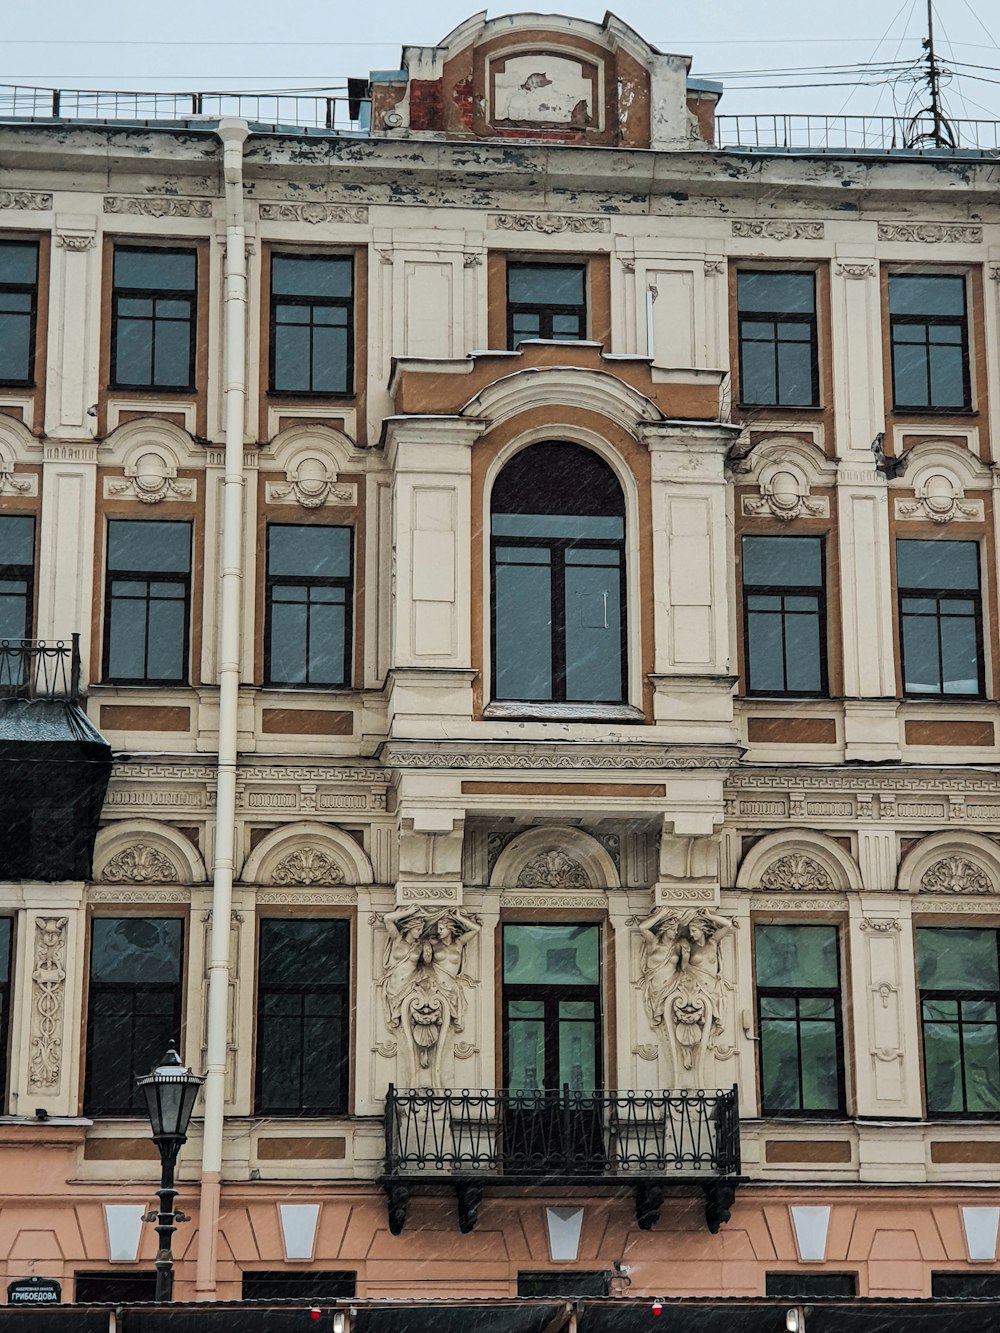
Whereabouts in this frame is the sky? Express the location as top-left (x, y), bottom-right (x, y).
top-left (1, 0), bottom-right (999, 123)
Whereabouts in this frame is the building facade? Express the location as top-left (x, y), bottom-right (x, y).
top-left (0, 8), bottom-right (1000, 1313)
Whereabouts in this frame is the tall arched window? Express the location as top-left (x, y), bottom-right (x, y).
top-left (491, 442), bottom-right (626, 704)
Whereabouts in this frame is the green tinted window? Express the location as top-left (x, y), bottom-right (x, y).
top-left (503, 924), bottom-right (599, 986)
top-left (755, 924), bottom-right (839, 989)
top-left (918, 928), bottom-right (999, 992)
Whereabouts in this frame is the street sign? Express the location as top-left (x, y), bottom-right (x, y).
top-left (7, 1276), bottom-right (61, 1305)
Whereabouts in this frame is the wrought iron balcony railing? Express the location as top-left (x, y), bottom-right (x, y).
top-left (382, 1084), bottom-right (742, 1236)
top-left (0, 636), bottom-right (82, 702)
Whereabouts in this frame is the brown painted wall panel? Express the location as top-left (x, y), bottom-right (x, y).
top-left (765, 1140), bottom-right (852, 1164)
top-left (99, 704), bottom-right (191, 731)
top-left (930, 1141), bottom-right (1000, 1163)
top-left (904, 719), bottom-right (995, 747)
top-left (747, 716), bottom-right (837, 745)
top-left (461, 781), bottom-right (666, 797)
top-left (84, 1137), bottom-right (159, 1161)
top-left (261, 708), bottom-right (354, 736)
top-left (256, 1137), bottom-right (347, 1161)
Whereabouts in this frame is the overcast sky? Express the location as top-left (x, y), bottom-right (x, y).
top-left (2, 0), bottom-right (998, 122)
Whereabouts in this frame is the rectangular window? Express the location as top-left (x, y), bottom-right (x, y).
top-left (255, 918), bottom-right (350, 1115)
top-left (889, 273), bottom-right (970, 410)
top-left (84, 917), bottom-right (184, 1116)
top-left (518, 1273), bottom-right (611, 1298)
top-left (765, 1274), bottom-right (857, 1299)
top-left (0, 241), bottom-right (39, 386)
top-left (932, 1273), bottom-right (1000, 1298)
top-left (111, 246), bottom-right (197, 391)
top-left (507, 263), bottom-right (586, 349)
top-left (76, 1273), bottom-right (157, 1304)
top-left (0, 918), bottom-right (11, 1108)
top-left (737, 270), bottom-right (818, 407)
top-left (242, 1272), bottom-right (357, 1301)
top-left (917, 927), bottom-right (1000, 1116)
top-left (270, 253), bottom-right (353, 395)
top-left (103, 519), bottom-right (192, 685)
top-left (755, 924), bottom-right (843, 1115)
top-left (742, 535), bottom-right (826, 696)
top-left (265, 524), bottom-right (353, 688)
top-left (896, 538), bottom-right (982, 697)
top-left (0, 514), bottom-right (35, 643)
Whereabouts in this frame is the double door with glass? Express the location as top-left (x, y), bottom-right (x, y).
top-left (501, 923), bottom-right (604, 1173)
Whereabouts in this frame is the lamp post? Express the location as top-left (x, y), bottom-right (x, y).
top-left (135, 1047), bottom-right (205, 1303)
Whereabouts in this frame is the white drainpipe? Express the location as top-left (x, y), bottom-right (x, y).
top-left (195, 116), bottom-right (250, 1297)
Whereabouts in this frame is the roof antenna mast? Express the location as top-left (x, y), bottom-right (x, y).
top-left (909, 0), bottom-right (957, 147)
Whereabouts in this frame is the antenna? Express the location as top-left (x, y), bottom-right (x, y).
top-left (906, 0), bottom-right (957, 147)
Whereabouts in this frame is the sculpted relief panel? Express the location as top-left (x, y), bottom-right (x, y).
top-left (490, 53), bottom-right (600, 129)
top-left (636, 908), bottom-right (738, 1086)
top-left (378, 908), bottom-right (481, 1087)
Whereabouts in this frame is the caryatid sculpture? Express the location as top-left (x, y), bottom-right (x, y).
top-left (637, 907), bottom-right (737, 1084)
top-left (378, 907), bottom-right (481, 1085)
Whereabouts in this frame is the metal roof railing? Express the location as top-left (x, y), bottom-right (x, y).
top-left (715, 112), bottom-right (1000, 154)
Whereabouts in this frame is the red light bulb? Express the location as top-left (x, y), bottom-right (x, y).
top-left (651, 1300), bottom-right (663, 1317)
top-left (310, 1310), bottom-right (321, 1323)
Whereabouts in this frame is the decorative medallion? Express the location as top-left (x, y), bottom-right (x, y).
top-left (271, 848), bottom-right (345, 886)
top-left (103, 845), bottom-right (178, 884)
top-left (919, 855), bottom-right (992, 895)
top-left (516, 849), bottom-right (588, 889)
top-left (758, 853), bottom-right (834, 893)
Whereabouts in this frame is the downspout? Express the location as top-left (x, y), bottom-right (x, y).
top-left (196, 116), bottom-right (250, 1298)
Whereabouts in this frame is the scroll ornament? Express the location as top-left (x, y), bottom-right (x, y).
top-left (28, 917), bottom-right (68, 1091)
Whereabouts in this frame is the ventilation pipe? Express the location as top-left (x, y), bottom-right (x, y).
top-left (195, 116), bottom-right (250, 1298)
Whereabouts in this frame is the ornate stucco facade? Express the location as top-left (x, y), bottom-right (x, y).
top-left (1, 9), bottom-right (1000, 1314)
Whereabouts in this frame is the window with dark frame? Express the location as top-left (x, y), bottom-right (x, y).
top-left (518, 1272), bottom-right (611, 1298)
top-left (255, 918), bottom-right (351, 1116)
top-left (242, 1272), bottom-right (357, 1301)
top-left (75, 1272), bottom-right (158, 1304)
top-left (0, 240), bottom-right (39, 387)
top-left (765, 1274), bottom-right (857, 1299)
top-left (0, 918), bottom-right (11, 1110)
top-left (742, 535), bottom-right (826, 696)
top-left (0, 514), bottom-right (35, 643)
top-left (917, 927), bottom-right (1000, 1117)
top-left (269, 253), bottom-right (353, 396)
top-left (896, 538), bottom-right (983, 697)
top-left (103, 519), bottom-right (192, 685)
top-left (491, 442), bottom-right (626, 705)
top-left (932, 1273), bottom-right (1000, 1298)
top-left (889, 273), bottom-right (970, 411)
top-left (507, 262), bottom-right (587, 349)
top-left (737, 270), bottom-right (818, 408)
top-left (110, 246), bottom-right (197, 391)
top-left (755, 923), bottom-right (844, 1116)
top-left (265, 524), bottom-right (353, 688)
top-left (84, 917), bottom-right (184, 1117)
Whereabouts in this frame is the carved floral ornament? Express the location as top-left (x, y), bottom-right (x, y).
top-left (896, 470), bottom-right (980, 524)
top-left (919, 855), bottom-right (993, 895)
top-left (742, 468), bottom-right (826, 522)
top-left (266, 456), bottom-right (355, 509)
top-left (758, 853), bottom-right (834, 893)
top-left (516, 849), bottom-right (589, 889)
top-left (103, 844), bottom-right (179, 884)
top-left (106, 451), bottom-right (193, 505)
top-left (271, 847), bottom-right (345, 886)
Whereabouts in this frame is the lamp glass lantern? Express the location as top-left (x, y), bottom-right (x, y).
top-left (137, 1048), bottom-right (205, 1143)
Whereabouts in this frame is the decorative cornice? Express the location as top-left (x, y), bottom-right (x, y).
top-left (379, 741), bottom-right (740, 771)
top-left (104, 196), bottom-right (212, 218)
top-left (0, 190), bottom-right (52, 211)
top-left (877, 222), bottom-right (982, 244)
top-left (500, 891), bottom-right (609, 908)
top-left (257, 888), bottom-right (357, 905)
top-left (259, 202), bottom-right (368, 225)
top-left (88, 886), bottom-right (191, 904)
top-left (490, 213), bottom-right (610, 234)
top-left (732, 220), bottom-right (824, 241)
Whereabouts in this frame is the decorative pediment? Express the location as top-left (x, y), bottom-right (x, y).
top-left (758, 853), bottom-right (834, 893)
top-left (920, 855), bottom-right (992, 896)
top-left (92, 820), bottom-right (207, 886)
top-left (490, 826), bottom-right (619, 891)
top-left (898, 831), bottom-right (1000, 897)
top-left (735, 830), bottom-right (859, 893)
top-left (240, 821), bottom-right (374, 887)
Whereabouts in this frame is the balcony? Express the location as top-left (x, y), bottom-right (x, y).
top-left (0, 635), bottom-right (111, 881)
top-left (381, 1085), bottom-right (742, 1235)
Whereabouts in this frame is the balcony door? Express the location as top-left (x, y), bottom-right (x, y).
top-left (501, 923), bottom-right (604, 1173)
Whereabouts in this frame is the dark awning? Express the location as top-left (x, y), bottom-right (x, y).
top-left (577, 1298), bottom-right (1000, 1333)
top-left (0, 1313), bottom-right (108, 1332)
top-left (0, 699), bottom-right (111, 880)
top-left (352, 1303), bottom-right (563, 1333)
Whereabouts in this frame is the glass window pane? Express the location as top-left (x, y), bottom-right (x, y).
top-left (494, 556), bottom-right (552, 700)
top-left (90, 918), bottom-right (182, 983)
top-left (747, 607), bottom-right (786, 693)
top-left (755, 925), bottom-right (839, 988)
top-left (0, 242), bottom-right (38, 285)
top-left (901, 606), bottom-right (941, 693)
top-left (782, 603), bottom-right (822, 693)
top-left (0, 312), bottom-right (32, 381)
top-left (923, 1018), bottom-right (964, 1113)
top-left (106, 593), bottom-right (147, 680)
top-left (0, 918), bottom-right (10, 979)
top-left (493, 513), bottom-right (623, 540)
top-left (963, 1020), bottom-right (1000, 1114)
top-left (896, 539), bottom-right (979, 591)
top-left (776, 339), bottom-right (814, 405)
top-left (145, 596), bottom-right (186, 680)
top-left (564, 556), bottom-right (623, 703)
top-left (507, 1018), bottom-right (544, 1093)
top-left (152, 315), bottom-right (192, 387)
top-left (743, 536), bottom-right (823, 588)
top-left (269, 601), bottom-right (308, 683)
top-left (559, 1020), bottom-right (597, 1091)
top-left (918, 929), bottom-right (999, 991)
top-left (271, 255), bottom-right (352, 300)
top-left (0, 515), bottom-right (34, 567)
top-left (799, 1020), bottom-right (840, 1109)
top-left (492, 443), bottom-right (625, 520)
top-left (274, 323), bottom-right (311, 391)
top-left (939, 608), bottom-right (979, 694)
top-left (108, 521), bottom-right (192, 574)
top-left (311, 324), bottom-right (349, 393)
top-left (503, 925), bottom-right (599, 986)
top-left (738, 271), bottom-right (815, 315)
top-left (551, 314), bottom-right (582, 338)
top-left (268, 525), bottom-right (351, 579)
top-left (508, 265), bottom-right (585, 306)
top-left (740, 337), bottom-right (776, 405)
top-left (760, 1018), bottom-right (801, 1109)
top-left (892, 338), bottom-right (929, 406)
top-left (260, 918), bottom-right (349, 986)
top-left (114, 317), bottom-right (153, 386)
top-left (890, 274), bottom-right (965, 316)
top-left (115, 248), bottom-right (196, 292)
top-left (929, 343), bottom-right (966, 408)
top-left (307, 599), bottom-right (346, 685)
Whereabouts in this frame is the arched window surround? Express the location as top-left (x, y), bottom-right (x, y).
top-left (480, 426), bottom-right (643, 717)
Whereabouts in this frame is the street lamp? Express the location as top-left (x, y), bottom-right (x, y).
top-left (135, 1047), bottom-right (205, 1303)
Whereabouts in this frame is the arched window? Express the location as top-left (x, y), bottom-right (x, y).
top-left (491, 442), bottom-right (626, 704)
